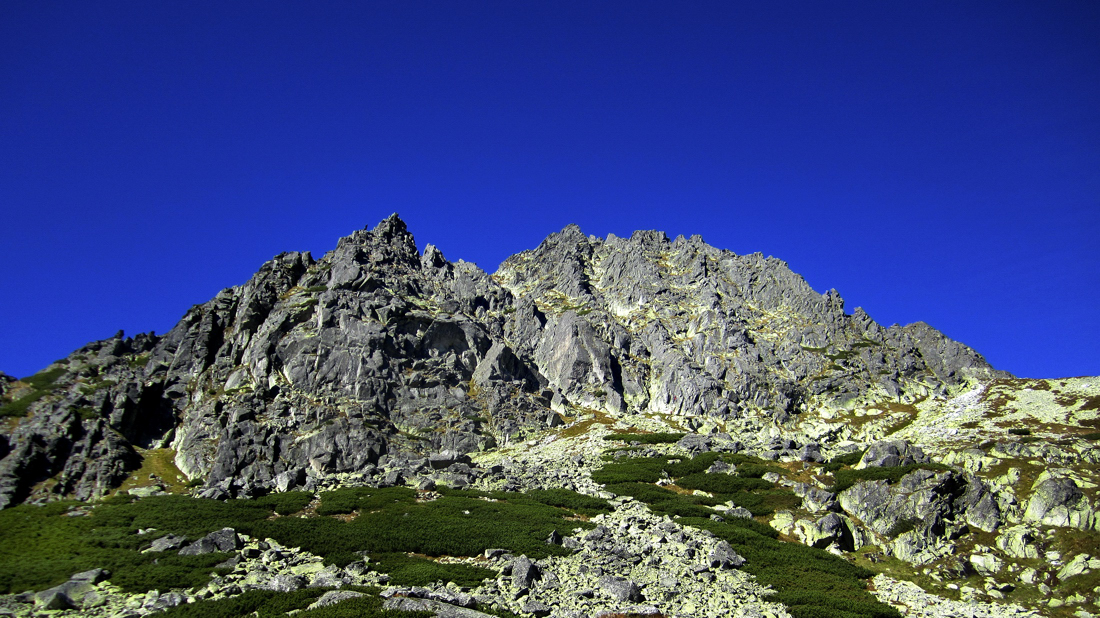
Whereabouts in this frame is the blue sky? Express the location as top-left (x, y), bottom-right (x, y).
top-left (1, 2), bottom-right (1098, 379)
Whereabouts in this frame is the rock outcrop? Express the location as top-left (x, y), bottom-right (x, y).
top-left (0, 215), bottom-right (1003, 507)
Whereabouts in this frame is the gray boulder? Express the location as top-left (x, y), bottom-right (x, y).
top-left (1023, 475), bottom-right (1097, 530)
top-left (383, 597), bottom-right (498, 618)
top-left (598, 575), bottom-right (644, 602)
top-left (511, 555), bottom-right (541, 588)
top-left (857, 440), bottom-right (930, 469)
top-left (179, 527), bottom-right (241, 555)
top-left (707, 540), bottom-right (746, 568)
top-left (147, 533), bottom-right (187, 552)
top-left (307, 590), bottom-right (365, 609)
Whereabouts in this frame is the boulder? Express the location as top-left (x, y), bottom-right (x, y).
top-left (147, 533), bottom-right (187, 552)
top-left (511, 555), bottom-right (541, 589)
top-left (995, 525), bottom-right (1041, 560)
top-left (598, 575), bottom-right (644, 602)
top-left (179, 528), bottom-right (241, 555)
top-left (1023, 475), bottom-right (1097, 530)
top-left (307, 590), bottom-right (364, 609)
top-left (856, 440), bottom-right (929, 469)
top-left (707, 540), bottom-right (745, 568)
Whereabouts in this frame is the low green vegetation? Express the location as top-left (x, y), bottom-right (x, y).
top-left (0, 486), bottom-right (607, 595)
top-left (822, 450), bottom-right (865, 473)
top-left (159, 586), bottom-right (438, 618)
top-left (602, 432), bottom-right (686, 444)
top-left (0, 390), bottom-right (48, 418)
top-left (21, 368), bottom-right (67, 390)
top-left (680, 517), bottom-right (898, 618)
top-left (1, 367), bottom-right (68, 418)
top-left (594, 449), bottom-right (897, 618)
top-left (593, 452), bottom-right (799, 517)
top-left (829, 463), bottom-right (949, 494)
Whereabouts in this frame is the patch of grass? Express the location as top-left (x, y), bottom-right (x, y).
top-left (367, 553), bottom-right (492, 587)
top-left (822, 450), bottom-right (865, 473)
top-left (679, 517), bottom-right (898, 618)
top-left (0, 389), bottom-right (48, 418)
top-left (829, 463), bottom-right (949, 494)
top-left (160, 588), bottom-right (332, 618)
top-left (114, 449), bottom-right (192, 495)
top-left (595, 453), bottom-right (798, 517)
top-left (0, 487), bottom-right (604, 595)
top-left (21, 368), bottom-right (66, 390)
top-left (603, 432), bottom-right (686, 444)
top-left (0, 367), bottom-right (69, 418)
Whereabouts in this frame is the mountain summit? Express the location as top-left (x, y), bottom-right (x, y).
top-left (0, 215), bottom-right (1000, 507)
top-left (2, 216), bottom-right (1096, 618)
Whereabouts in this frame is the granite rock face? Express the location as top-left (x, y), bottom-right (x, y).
top-left (0, 215), bottom-right (1002, 507)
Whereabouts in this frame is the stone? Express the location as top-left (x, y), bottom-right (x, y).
top-left (264, 573), bottom-right (305, 592)
top-left (857, 440), bottom-right (930, 469)
top-left (511, 555), bottom-right (541, 589)
top-left (179, 528), bottom-right (241, 555)
top-left (707, 541), bottom-right (746, 568)
top-left (1024, 475), bottom-right (1097, 530)
top-left (522, 600), bottom-right (552, 617)
top-left (147, 534), bottom-right (188, 552)
top-left (307, 590), bottom-right (364, 609)
top-left (995, 525), bottom-right (1041, 560)
top-left (969, 553), bottom-right (1004, 576)
top-left (383, 596), bottom-right (498, 618)
top-left (598, 575), bottom-right (643, 602)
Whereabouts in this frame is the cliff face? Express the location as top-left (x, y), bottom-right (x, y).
top-left (0, 215), bottom-right (1001, 507)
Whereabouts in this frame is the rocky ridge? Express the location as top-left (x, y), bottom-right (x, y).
top-left (1, 215), bottom-right (1096, 618)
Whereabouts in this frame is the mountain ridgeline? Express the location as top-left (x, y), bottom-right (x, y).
top-left (0, 215), bottom-right (1001, 508)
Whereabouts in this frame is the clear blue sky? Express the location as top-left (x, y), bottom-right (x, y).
top-left (1, 2), bottom-right (1098, 379)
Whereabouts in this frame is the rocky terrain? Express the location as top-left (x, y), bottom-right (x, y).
top-left (0, 215), bottom-right (1096, 618)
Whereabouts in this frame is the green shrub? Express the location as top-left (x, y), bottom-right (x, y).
top-left (678, 518), bottom-right (897, 618)
top-left (256, 491), bottom-right (314, 516)
top-left (367, 553), bottom-right (492, 587)
top-left (1, 487), bottom-right (605, 595)
top-left (160, 588), bottom-right (332, 618)
top-left (511, 488), bottom-right (611, 515)
top-left (21, 368), bottom-right (66, 390)
top-left (735, 463), bottom-right (785, 479)
top-left (602, 432), bottom-right (685, 444)
top-left (0, 390), bottom-right (48, 418)
top-left (822, 450), bottom-right (865, 473)
top-left (676, 472), bottom-right (771, 494)
top-left (316, 487), bottom-right (416, 516)
top-left (829, 464), bottom-right (948, 493)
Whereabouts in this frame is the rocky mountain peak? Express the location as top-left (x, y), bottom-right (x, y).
top-left (0, 216), bottom-right (1005, 509)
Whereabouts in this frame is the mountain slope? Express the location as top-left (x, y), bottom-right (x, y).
top-left (3, 215), bottom-right (1096, 617)
top-left (0, 215), bottom-right (1000, 508)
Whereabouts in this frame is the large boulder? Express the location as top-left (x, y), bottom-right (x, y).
top-left (856, 440), bottom-right (930, 469)
top-left (1023, 474), bottom-right (1097, 530)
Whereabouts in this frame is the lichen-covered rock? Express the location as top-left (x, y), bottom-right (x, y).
top-left (1023, 474), bottom-right (1097, 530)
top-left (856, 440), bottom-right (930, 469)
top-left (0, 215), bottom-right (1005, 508)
